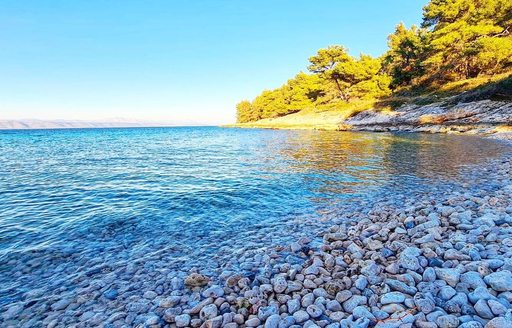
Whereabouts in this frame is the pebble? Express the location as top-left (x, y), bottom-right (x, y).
top-left (484, 270), bottom-right (512, 291)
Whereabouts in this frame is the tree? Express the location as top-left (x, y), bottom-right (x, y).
top-left (422, 0), bottom-right (512, 79)
top-left (236, 100), bottom-right (254, 123)
top-left (308, 46), bottom-right (353, 101)
top-left (384, 23), bottom-right (428, 88)
top-left (309, 48), bottom-right (390, 101)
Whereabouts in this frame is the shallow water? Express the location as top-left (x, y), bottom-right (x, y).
top-left (0, 127), bottom-right (510, 306)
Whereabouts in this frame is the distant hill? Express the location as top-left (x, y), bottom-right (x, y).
top-left (0, 119), bottom-right (194, 130)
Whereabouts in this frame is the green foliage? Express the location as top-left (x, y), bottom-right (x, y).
top-left (307, 48), bottom-right (390, 102)
top-left (422, 0), bottom-right (512, 79)
top-left (384, 23), bottom-right (429, 88)
top-left (236, 100), bottom-right (256, 123)
top-left (236, 0), bottom-right (512, 123)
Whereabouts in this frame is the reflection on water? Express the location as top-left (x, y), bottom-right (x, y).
top-left (0, 127), bottom-right (510, 304)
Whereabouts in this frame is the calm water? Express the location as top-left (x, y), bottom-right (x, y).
top-left (0, 127), bottom-right (510, 304)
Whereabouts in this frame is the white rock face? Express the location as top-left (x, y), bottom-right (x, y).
top-left (344, 100), bottom-right (512, 138)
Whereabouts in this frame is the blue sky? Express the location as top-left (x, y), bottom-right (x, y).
top-left (0, 0), bottom-right (426, 124)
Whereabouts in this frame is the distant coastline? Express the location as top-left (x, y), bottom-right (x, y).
top-left (0, 119), bottom-right (209, 130)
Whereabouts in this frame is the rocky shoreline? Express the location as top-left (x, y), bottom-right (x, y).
top-left (343, 100), bottom-right (512, 140)
top-left (3, 147), bottom-right (512, 327)
top-left (230, 100), bottom-right (512, 141)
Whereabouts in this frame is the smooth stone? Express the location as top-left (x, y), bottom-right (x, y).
top-left (435, 268), bottom-right (460, 287)
top-left (486, 316), bottom-right (512, 328)
top-left (436, 314), bottom-right (459, 328)
top-left (292, 310), bottom-right (309, 323)
top-left (306, 305), bottom-right (322, 318)
top-left (488, 299), bottom-right (507, 316)
top-left (287, 299), bottom-right (300, 314)
top-left (202, 285), bottom-right (225, 298)
top-left (484, 270), bottom-right (512, 291)
top-left (380, 292), bottom-right (406, 305)
top-left (265, 314), bottom-right (281, 328)
top-left (50, 298), bottom-right (73, 311)
top-left (273, 276), bottom-right (288, 293)
top-left (343, 295), bottom-right (367, 312)
top-left (103, 289), bottom-right (118, 300)
top-left (258, 305), bottom-right (279, 321)
top-left (352, 306), bottom-right (376, 321)
top-left (474, 299), bottom-right (494, 319)
top-left (246, 318), bottom-right (261, 327)
top-left (200, 304), bottom-right (218, 320)
top-left (175, 314), bottom-right (191, 327)
top-left (326, 300), bottom-right (342, 312)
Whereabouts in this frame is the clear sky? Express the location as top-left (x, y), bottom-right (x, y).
top-left (0, 0), bottom-right (426, 124)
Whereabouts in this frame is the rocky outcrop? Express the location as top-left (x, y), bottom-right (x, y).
top-left (343, 100), bottom-right (512, 139)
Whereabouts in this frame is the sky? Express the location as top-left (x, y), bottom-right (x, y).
top-left (0, 0), bottom-right (426, 125)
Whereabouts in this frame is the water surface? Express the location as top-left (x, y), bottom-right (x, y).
top-left (0, 127), bottom-right (510, 305)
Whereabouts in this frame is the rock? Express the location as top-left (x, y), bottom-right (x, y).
top-left (258, 305), bottom-right (279, 321)
top-left (163, 307), bottom-right (182, 323)
top-left (50, 298), bottom-right (73, 311)
top-left (103, 289), bottom-right (118, 300)
top-left (290, 242), bottom-right (302, 253)
top-left (423, 267), bottom-right (436, 282)
top-left (325, 279), bottom-right (344, 295)
top-left (438, 286), bottom-right (457, 300)
top-left (414, 295), bottom-right (436, 314)
top-left (189, 297), bottom-right (213, 314)
top-left (200, 304), bottom-right (218, 320)
top-left (468, 287), bottom-right (496, 304)
top-left (306, 305), bottom-right (322, 318)
top-left (185, 273), bottom-right (210, 287)
top-left (484, 270), bottom-right (512, 291)
top-left (436, 314), bottom-right (459, 328)
top-left (367, 240), bottom-right (383, 250)
top-left (487, 299), bottom-right (507, 316)
top-left (145, 314), bottom-right (160, 325)
top-left (246, 317), bottom-right (261, 327)
top-left (287, 299), bottom-right (301, 314)
top-left (474, 299), bottom-right (494, 319)
top-left (175, 314), bottom-right (191, 327)
top-left (435, 268), bottom-right (460, 287)
top-left (460, 272), bottom-right (486, 289)
top-left (204, 315), bottom-right (223, 328)
top-left (265, 314), bottom-right (281, 328)
top-left (460, 322), bottom-right (483, 328)
top-left (381, 303), bottom-right (405, 314)
top-left (273, 276), bottom-right (287, 293)
top-left (444, 249), bottom-right (470, 261)
top-left (380, 292), bottom-right (406, 304)
top-left (385, 279), bottom-right (417, 295)
top-left (293, 310), bottom-right (309, 323)
top-left (202, 285), bottom-right (224, 298)
top-left (336, 290), bottom-right (353, 303)
top-left (352, 306), bottom-right (376, 321)
top-left (159, 296), bottom-right (181, 308)
top-left (191, 318), bottom-right (203, 328)
top-left (355, 276), bottom-right (368, 290)
top-left (326, 300), bottom-right (342, 312)
top-left (486, 316), bottom-right (512, 328)
top-left (343, 295), bottom-right (367, 312)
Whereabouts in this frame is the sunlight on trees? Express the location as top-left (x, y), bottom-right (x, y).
top-left (236, 0), bottom-right (512, 123)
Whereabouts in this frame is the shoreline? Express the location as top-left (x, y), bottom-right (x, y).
top-left (3, 143), bottom-right (512, 327)
top-left (228, 100), bottom-right (512, 141)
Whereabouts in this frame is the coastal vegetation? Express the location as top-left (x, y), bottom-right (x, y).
top-left (236, 0), bottom-right (512, 123)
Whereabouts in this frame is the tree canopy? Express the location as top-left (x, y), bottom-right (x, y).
top-left (236, 0), bottom-right (512, 123)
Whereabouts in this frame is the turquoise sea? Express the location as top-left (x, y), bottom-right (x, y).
top-left (0, 127), bottom-right (510, 307)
